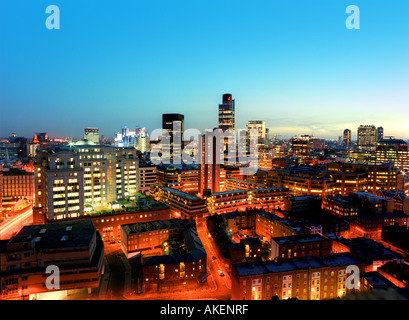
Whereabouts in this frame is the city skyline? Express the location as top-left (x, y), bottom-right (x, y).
top-left (1, 0), bottom-right (409, 140)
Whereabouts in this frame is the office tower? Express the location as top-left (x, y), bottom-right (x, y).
top-left (247, 121), bottom-right (266, 148)
top-left (84, 127), bottom-right (100, 144)
top-left (34, 142), bottom-right (139, 221)
top-left (377, 127), bottom-right (384, 142)
top-left (34, 149), bottom-right (85, 220)
top-left (199, 133), bottom-right (221, 196)
top-left (265, 128), bottom-right (270, 146)
top-left (136, 126), bottom-right (149, 153)
top-left (291, 135), bottom-right (313, 157)
top-left (357, 125), bottom-right (377, 150)
top-left (343, 129), bottom-right (351, 148)
top-left (218, 93), bottom-right (235, 132)
top-left (374, 138), bottom-right (409, 171)
top-left (162, 113), bottom-right (184, 163)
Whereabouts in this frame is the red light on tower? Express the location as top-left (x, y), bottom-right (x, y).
top-left (227, 96), bottom-right (231, 101)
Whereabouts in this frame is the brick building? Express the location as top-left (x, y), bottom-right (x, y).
top-left (231, 253), bottom-right (364, 300)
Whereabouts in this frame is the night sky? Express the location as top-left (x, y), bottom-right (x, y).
top-left (1, 0), bottom-right (408, 140)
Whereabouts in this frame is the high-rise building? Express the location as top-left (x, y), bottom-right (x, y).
top-left (218, 93), bottom-right (235, 132)
top-left (162, 113), bottom-right (184, 163)
top-left (358, 125), bottom-right (377, 150)
top-left (343, 129), bottom-right (351, 148)
top-left (377, 127), bottom-right (384, 142)
top-left (374, 138), bottom-right (409, 171)
top-left (247, 121), bottom-right (267, 148)
top-left (199, 133), bottom-right (221, 196)
top-left (115, 126), bottom-right (149, 153)
top-left (135, 126), bottom-right (149, 153)
top-left (84, 127), bottom-right (100, 144)
top-left (34, 141), bottom-right (139, 221)
top-left (2, 168), bottom-right (35, 201)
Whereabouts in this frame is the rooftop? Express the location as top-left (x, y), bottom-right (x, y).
top-left (121, 218), bottom-right (189, 235)
top-left (161, 186), bottom-right (201, 201)
top-left (1, 219), bottom-right (96, 251)
top-left (233, 253), bottom-right (361, 277)
top-left (271, 234), bottom-right (327, 245)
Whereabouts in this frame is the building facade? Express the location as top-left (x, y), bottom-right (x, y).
top-left (84, 127), bottom-right (99, 144)
top-left (0, 219), bottom-right (104, 300)
top-left (231, 253), bottom-right (364, 300)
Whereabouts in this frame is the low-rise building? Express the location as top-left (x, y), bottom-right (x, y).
top-left (0, 219), bottom-right (104, 300)
top-left (255, 211), bottom-right (310, 241)
top-left (120, 218), bottom-right (189, 258)
top-left (231, 253), bottom-right (364, 300)
top-left (150, 184), bottom-right (207, 219)
top-left (141, 226), bottom-right (207, 292)
top-left (206, 187), bottom-right (290, 215)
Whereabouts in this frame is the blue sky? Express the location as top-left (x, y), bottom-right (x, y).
top-left (1, 0), bottom-right (408, 140)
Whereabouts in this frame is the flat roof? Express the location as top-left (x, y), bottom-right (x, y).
top-left (272, 234), bottom-right (326, 245)
top-left (4, 219), bottom-right (95, 250)
top-left (122, 218), bottom-right (189, 235)
top-left (161, 186), bottom-right (201, 200)
top-left (233, 253), bottom-right (361, 277)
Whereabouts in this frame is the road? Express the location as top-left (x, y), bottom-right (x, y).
top-left (0, 207), bottom-right (33, 240)
top-left (196, 217), bottom-right (232, 291)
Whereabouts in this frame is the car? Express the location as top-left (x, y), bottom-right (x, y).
top-left (218, 270), bottom-right (224, 277)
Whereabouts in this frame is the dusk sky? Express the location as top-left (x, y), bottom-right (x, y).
top-left (1, 0), bottom-right (408, 140)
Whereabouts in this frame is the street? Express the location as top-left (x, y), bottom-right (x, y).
top-left (0, 206), bottom-right (33, 240)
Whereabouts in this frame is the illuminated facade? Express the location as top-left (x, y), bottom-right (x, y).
top-left (157, 165), bottom-right (199, 194)
top-left (322, 195), bottom-right (358, 219)
top-left (270, 234), bottom-right (333, 260)
top-left (218, 93), bottom-right (235, 132)
top-left (366, 164), bottom-right (401, 194)
top-left (115, 126), bottom-right (149, 153)
top-left (199, 134), bottom-right (221, 195)
top-left (120, 218), bottom-right (189, 257)
top-left (2, 168), bottom-right (35, 201)
top-left (84, 127), bottom-right (99, 144)
top-left (255, 211), bottom-right (309, 240)
top-left (206, 188), bottom-right (290, 215)
top-left (258, 147), bottom-right (275, 170)
top-left (150, 184), bottom-right (207, 219)
top-left (267, 169), bottom-right (335, 199)
top-left (343, 129), bottom-right (351, 148)
top-left (162, 114), bottom-right (184, 162)
top-left (374, 138), bottom-right (409, 171)
top-left (34, 150), bottom-right (84, 220)
top-left (357, 125), bottom-right (377, 150)
top-left (225, 178), bottom-right (266, 191)
top-left (34, 143), bottom-right (139, 220)
top-left (247, 121), bottom-right (267, 148)
top-left (330, 171), bottom-right (367, 196)
top-left (231, 253), bottom-right (364, 300)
